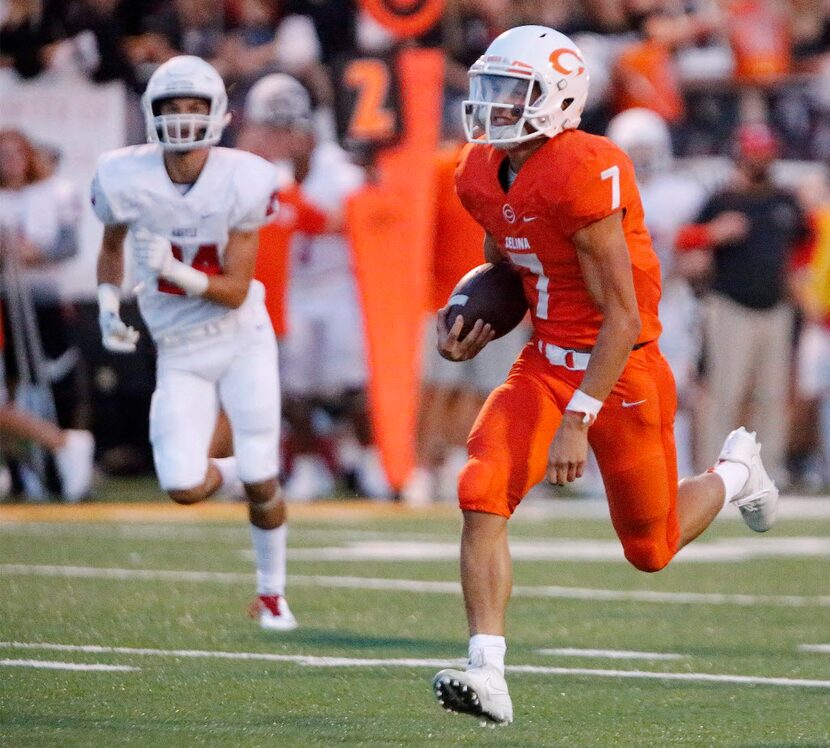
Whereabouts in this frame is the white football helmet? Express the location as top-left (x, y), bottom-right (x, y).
top-left (244, 74), bottom-right (313, 131)
top-left (141, 55), bottom-right (230, 151)
top-left (463, 25), bottom-right (590, 147)
top-left (606, 108), bottom-right (673, 179)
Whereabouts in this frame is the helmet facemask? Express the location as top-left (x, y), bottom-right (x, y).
top-left (464, 74), bottom-right (547, 146)
top-left (147, 95), bottom-right (230, 151)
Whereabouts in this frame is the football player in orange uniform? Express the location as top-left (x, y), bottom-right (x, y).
top-left (431, 25), bottom-right (780, 726)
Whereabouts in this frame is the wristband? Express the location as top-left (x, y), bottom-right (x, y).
top-left (565, 388), bottom-right (603, 425)
top-left (97, 283), bottom-right (121, 315)
top-left (162, 260), bottom-right (209, 297)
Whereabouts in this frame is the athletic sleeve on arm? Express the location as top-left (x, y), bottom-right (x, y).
top-left (90, 169), bottom-right (119, 225)
top-left (556, 146), bottom-right (638, 237)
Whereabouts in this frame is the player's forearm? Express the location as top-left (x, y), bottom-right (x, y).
top-left (578, 309), bottom-right (641, 401)
top-left (97, 246), bottom-right (124, 287)
top-left (201, 275), bottom-right (250, 309)
top-left (97, 225), bottom-right (128, 287)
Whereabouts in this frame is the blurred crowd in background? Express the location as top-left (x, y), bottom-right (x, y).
top-left (2, 0), bottom-right (830, 504)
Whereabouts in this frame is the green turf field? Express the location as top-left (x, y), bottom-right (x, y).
top-left (1, 496), bottom-right (829, 747)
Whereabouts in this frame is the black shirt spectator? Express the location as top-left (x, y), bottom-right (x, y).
top-left (696, 187), bottom-right (807, 309)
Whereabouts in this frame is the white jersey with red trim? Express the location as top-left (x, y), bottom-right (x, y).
top-left (91, 144), bottom-right (279, 340)
top-left (638, 170), bottom-right (706, 276)
top-left (290, 141), bottom-right (364, 289)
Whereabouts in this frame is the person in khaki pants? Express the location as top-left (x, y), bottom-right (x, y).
top-left (676, 123), bottom-right (811, 485)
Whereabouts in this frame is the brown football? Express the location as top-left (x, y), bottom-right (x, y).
top-left (445, 261), bottom-right (528, 341)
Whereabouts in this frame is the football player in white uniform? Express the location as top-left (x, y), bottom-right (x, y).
top-left (607, 108), bottom-right (708, 477)
top-left (239, 73), bottom-right (391, 500)
top-left (92, 55), bottom-right (296, 631)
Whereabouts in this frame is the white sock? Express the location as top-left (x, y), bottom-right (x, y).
top-left (468, 634), bottom-right (506, 674)
top-left (713, 461), bottom-right (750, 504)
top-left (211, 457), bottom-right (239, 493)
top-left (250, 523), bottom-right (287, 596)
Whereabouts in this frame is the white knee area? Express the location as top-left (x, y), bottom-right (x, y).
top-left (235, 428), bottom-right (279, 485)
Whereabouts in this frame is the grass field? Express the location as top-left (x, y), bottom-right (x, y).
top-left (1, 492), bottom-right (829, 747)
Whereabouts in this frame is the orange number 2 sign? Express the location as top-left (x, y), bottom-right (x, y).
top-left (344, 58), bottom-right (397, 143)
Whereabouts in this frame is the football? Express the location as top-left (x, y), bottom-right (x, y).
top-left (445, 261), bottom-right (528, 341)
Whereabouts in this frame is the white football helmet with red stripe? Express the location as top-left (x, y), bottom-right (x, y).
top-left (142, 55), bottom-right (231, 151)
top-left (463, 25), bottom-right (590, 147)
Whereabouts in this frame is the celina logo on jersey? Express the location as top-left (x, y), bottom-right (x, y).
top-left (505, 236), bottom-right (531, 250)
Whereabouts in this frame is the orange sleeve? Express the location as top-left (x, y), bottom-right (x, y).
top-left (555, 144), bottom-right (637, 237)
top-left (278, 184), bottom-right (328, 235)
top-left (254, 221), bottom-right (292, 337)
top-left (675, 224), bottom-right (713, 251)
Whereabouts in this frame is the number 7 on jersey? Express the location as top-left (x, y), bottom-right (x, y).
top-left (601, 165), bottom-right (620, 210)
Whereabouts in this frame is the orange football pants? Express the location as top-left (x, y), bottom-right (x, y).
top-left (459, 341), bottom-right (680, 572)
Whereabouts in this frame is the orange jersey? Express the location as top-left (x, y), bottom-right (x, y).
top-left (431, 143), bottom-right (486, 311)
top-left (455, 130), bottom-right (662, 350)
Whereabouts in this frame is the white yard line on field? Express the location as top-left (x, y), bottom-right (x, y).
top-left (2, 563), bottom-right (829, 607)
top-left (537, 648), bottom-right (686, 660)
top-left (281, 536), bottom-right (830, 562)
top-left (799, 645), bottom-right (830, 653)
top-left (0, 642), bottom-right (458, 669)
top-left (0, 658), bottom-right (138, 672)
top-left (0, 642), bottom-right (828, 689)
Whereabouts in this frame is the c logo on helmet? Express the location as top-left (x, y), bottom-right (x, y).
top-left (549, 48), bottom-right (585, 76)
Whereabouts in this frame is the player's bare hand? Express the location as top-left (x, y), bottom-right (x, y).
top-left (675, 248), bottom-right (712, 281)
top-left (546, 412), bottom-right (589, 485)
top-left (436, 307), bottom-right (494, 361)
top-left (707, 211), bottom-right (749, 245)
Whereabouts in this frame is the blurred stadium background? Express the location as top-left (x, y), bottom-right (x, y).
top-left (2, 0), bottom-right (830, 503)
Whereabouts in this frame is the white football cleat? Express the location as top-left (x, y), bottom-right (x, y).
top-left (250, 594), bottom-right (298, 631)
top-left (55, 430), bottom-right (95, 503)
top-left (283, 455), bottom-right (334, 502)
top-left (401, 467), bottom-right (434, 507)
top-left (432, 667), bottom-right (513, 725)
top-left (717, 427), bottom-right (779, 532)
top-left (356, 447), bottom-right (393, 500)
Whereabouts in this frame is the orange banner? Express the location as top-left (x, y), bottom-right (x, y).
top-left (348, 47), bottom-right (444, 490)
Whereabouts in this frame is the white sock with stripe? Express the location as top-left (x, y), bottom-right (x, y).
top-left (468, 634), bottom-right (506, 674)
top-left (712, 461), bottom-right (750, 504)
top-left (250, 523), bottom-right (287, 596)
